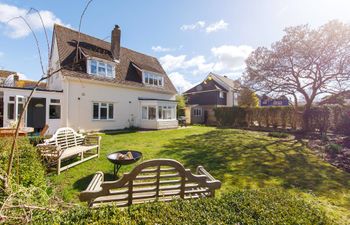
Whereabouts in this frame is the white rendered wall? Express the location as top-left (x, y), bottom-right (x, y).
top-left (65, 78), bottom-right (177, 132)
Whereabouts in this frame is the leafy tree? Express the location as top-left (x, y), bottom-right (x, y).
top-left (238, 87), bottom-right (259, 107)
top-left (244, 20), bottom-right (350, 131)
top-left (176, 95), bottom-right (187, 117)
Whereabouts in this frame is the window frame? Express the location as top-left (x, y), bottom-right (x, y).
top-left (49, 98), bottom-right (61, 119)
top-left (219, 91), bottom-right (224, 99)
top-left (142, 71), bottom-right (164, 87)
top-left (193, 108), bottom-right (202, 117)
top-left (92, 102), bottom-right (114, 121)
top-left (88, 58), bottom-right (115, 78)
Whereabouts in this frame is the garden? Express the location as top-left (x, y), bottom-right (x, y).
top-left (1, 126), bottom-right (350, 224)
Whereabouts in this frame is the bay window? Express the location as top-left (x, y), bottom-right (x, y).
top-left (142, 105), bottom-right (176, 120)
top-left (88, 59), bottom-right (115, 78)
top-left (158, 106), bottom-right (176, 120)
top-left (92, 102), bottom-right (114, 120)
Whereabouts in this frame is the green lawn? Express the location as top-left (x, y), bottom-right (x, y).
top-left (49, 126), bottom-right (350, 223)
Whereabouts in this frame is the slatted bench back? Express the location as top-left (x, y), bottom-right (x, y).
top-left (46, 127), bottom-right (84, 150)
top-left (81, 159), bottom-right (221, 207)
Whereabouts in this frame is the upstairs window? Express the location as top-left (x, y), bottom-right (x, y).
top-left (143, 71), bottom-right (164, 87)
top-left (88, 59), bottom-right (115, 78)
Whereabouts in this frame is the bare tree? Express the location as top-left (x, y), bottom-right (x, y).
top-left (3, 0), bottom-right (94, 190)
top-left (244, 20), bottom-right (350, 131)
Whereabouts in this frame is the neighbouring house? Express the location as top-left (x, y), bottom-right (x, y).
top-left (0, 24), bottom-right (178, 134)
top-left (183, 73), bottom-right (240, 125)
top-left (319, 91), bottom-right (350, 106)
top-left (259, 95), bottom-right (289, 107)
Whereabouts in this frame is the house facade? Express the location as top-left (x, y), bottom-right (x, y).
top-left (0, 24), bottom-right (178, 134)
top-left (183, 73), bottom-right (239, 124)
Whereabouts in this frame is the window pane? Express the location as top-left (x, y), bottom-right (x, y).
top-left (149, 74), bottom-right (154, 85)
top-left (145, 73), bottom-right (149, 84)
top-left (17, 103), bottom-right (24, 120)
top-left (100, 107), bottom-right (107, 119)
top-left (50, 99), bottom-right (60, 104)
top-left (148, 106), bottom-right (156, 120)
top-left (98, 62), bottom-right (106, 75)
top-left (93, 103), bottom-right (99, 119)
top-left (154, 77), bottom-right (158, 85)
top-left (142, 106), bottom-right (148, 119)
top-left (8, 103), bottom-right (14, 120)
top-left (158, 106), bottom-right (162, 119)
top-left (158, 77), bottom-right (162, 86)
top-left (9, 96), bottom-right (15, 101)
top-left (108, 104), bottom-right (114, 119)
top-left (107, 64), bottom-right (113, 77)
top-left (49, 105), bottom-right (61, 119)
top-left (91, 60), bottom-right (97, 74)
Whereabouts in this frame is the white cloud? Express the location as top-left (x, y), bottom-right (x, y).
top-left (160, 54), bottom-right (214, 75)
top-left (211, 45), bottom-right (254, 72)
top-left (180, 21), bottom-right (206, 31)
top-left (159, 54), bottom-right (187, 71)
top-left (206, 20), bottom-right (229, 33)
top-left (151, 46), bottom-right (174, 52)
top-left (0, 3), bottom-right (69, 38)
top-left (168, 72), bottom-right (193, 93)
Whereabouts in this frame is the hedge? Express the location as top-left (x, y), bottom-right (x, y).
top-left (0, 137), bottom-right (47, 188)
top-left (215, 105), bottom-right (349, 134)
top-left (32, 189), bottom-right (331, 225)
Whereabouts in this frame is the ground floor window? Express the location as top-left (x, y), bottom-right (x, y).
top-left (158, 105), bottom-right (176, 120)
top-left (7, 96), bottom-right (24, 120)
top-left (49, 99), bottom-right (61, 119)
top-left (193, 108), bottom-right (202, 117)
top-left (142, 104), bottom-right (176, 120)
top-left (93, 102), bottom-right (114, 120)
top-left (142, 106), bottom-right (156, 120)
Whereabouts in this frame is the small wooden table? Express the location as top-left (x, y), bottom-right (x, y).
top-left (107, 150), bottom-right (142, 176)
top-left (0, 128), bottom-right (30, 137)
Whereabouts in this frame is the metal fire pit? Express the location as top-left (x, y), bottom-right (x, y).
top-left (107, 150), bottom-right (142, 176)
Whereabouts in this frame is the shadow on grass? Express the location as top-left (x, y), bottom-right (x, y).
top-left (159, 129), bottom-right (350, 200)
top-left (73, 173), bottom-right (117, 192)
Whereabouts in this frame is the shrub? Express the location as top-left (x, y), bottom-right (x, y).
top-left (326, 143), bottom-right (342, 156)
top-left (336, 110), bottom-right (350, 136)
top-left (268, 132), bottom-right (290, 138)
top-left (0, 137), bottom-right (46, 189)
top-left (32, 189), bottom-right (330, 225)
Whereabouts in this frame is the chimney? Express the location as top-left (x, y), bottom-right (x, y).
top-left (111, 25), bottom-right (121, 61)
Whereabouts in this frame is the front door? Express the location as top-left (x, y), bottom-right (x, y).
top-left (27, 98), bottom-right (46, 132)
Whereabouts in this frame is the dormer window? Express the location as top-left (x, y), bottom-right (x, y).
top-left (143, 71), bottom-right (164, 87)
top-left (88, 59), bottom-right (115, 78)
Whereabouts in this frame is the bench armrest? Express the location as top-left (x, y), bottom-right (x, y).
top-left (196, 166), bottom-right (221, 189)
top-left (79, 171), bottom-right (104, 202)
top-left (84, 135), bottom-right (101, 146)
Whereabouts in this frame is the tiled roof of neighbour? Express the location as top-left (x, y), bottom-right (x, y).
top-left (209, 73), bottom-right (240, 90)
top-left (54, 24), bottom-right (177, 94)
top-left (184, 79), bottom-right (228, 94)
top-left (0, 70), bottom-right (16, 78)
top-left (15, 80), bottom-right (47, 89)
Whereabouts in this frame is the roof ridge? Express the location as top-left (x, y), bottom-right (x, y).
top-left (54, 23), bottom-right (111, 45)
top-left (54, 24), bottom-right (159, 61)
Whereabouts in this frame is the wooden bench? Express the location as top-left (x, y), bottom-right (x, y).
top-left (79, 159), bottom-right (221, 207)
top-left (37, 127), bottom-right (101, 174)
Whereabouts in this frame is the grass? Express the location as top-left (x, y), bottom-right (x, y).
top-left (49, 126), bottom-right (350, 224)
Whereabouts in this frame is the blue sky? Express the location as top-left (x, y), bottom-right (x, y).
top-left (1, 0), bottom-right (350, 92)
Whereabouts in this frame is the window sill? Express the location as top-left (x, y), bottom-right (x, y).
top-left (92, 119), bottom-right (115, 121)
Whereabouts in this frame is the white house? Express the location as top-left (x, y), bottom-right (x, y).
top-left (0, 24), bottom-right (178, 134)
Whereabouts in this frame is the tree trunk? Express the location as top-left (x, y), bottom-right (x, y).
top-left (302, 104), bottom-right (312, 133)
